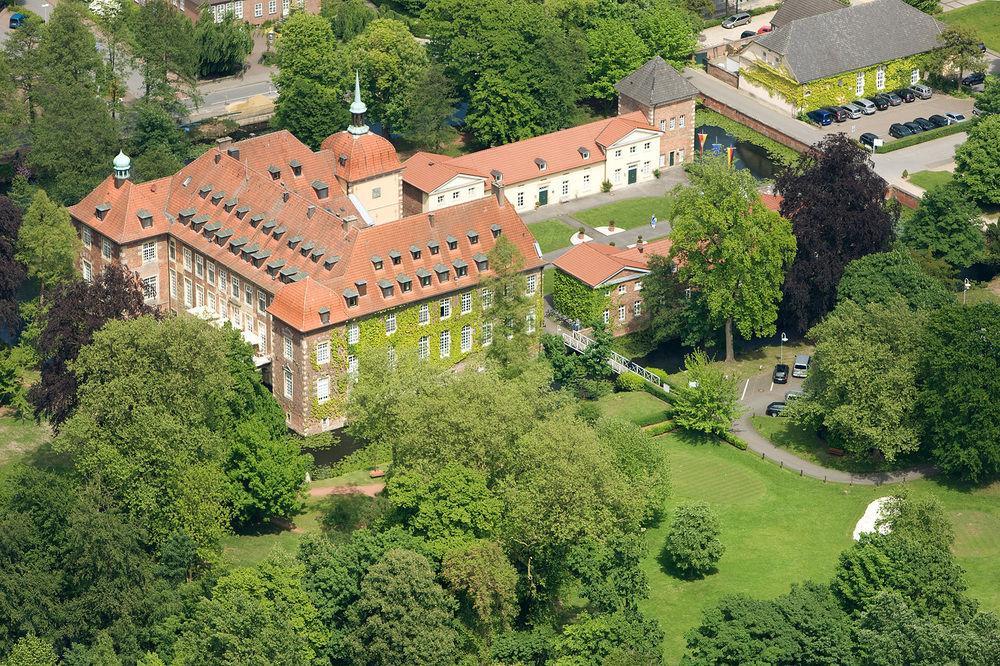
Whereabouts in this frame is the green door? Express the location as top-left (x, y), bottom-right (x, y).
top-left (538, 188), bottom-right (548, 205)
top-left (627, 167), bottom-right (637, 184)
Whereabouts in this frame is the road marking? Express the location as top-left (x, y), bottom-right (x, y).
top-left (741, 378), bottom-right (750, 401)
top-left (769, 381), bottom-right (774, 392)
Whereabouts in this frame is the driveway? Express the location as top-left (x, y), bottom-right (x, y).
top-left (815, 93), bottom-right (976, 144)
top-left (872, 131), bottom-right (967, 191)
top-left (700, 11), bottom-right (776, 49)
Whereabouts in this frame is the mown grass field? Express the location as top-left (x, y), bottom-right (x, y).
top-left (594, 390), bottom-right (671, 426)
top-left (527, 219), bottom-right (575, 254)
top-left (573, 196), bottom-right (674, 231)
top-left (0, 415), bottom-right (51, 469)
top-left (941, 2), bottom-right (1000, 51)
top-left (907, 169), bottom-right (953, 191)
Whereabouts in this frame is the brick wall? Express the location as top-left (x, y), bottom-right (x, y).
top-left (698, 95), bottom-right (815, 154)
top-left (603, 276), bottom-right (648, 336)
top-left (618, 95), bottom-right (697, 168)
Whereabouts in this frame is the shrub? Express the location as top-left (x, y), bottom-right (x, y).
top-left (320, 493), bottom-right (389, 533)
top-left (662, 502), bottom-right (725, 578)
top-left (653, 168), bottom-right (661, 179)
top-left (576, 401), bottom-right (602, 426)
top-left (601, 180), bottom-right (612, 193)
top-left (615, 372), bottom-right (646, 392)
top-left (577, 379), bottom-right (613, 400)
top-left (720, 431), bottom-right (748, 450)
top-left (645, 421), bottom-right (675, 436)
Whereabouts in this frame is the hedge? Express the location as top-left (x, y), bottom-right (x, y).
top-left (720, 431), bottom-right (749, 450)
top-left (874, 120), bottom-right (975, 153)
top-left (645, 421), bottom-right (676, 436)
top-left (615, 372), bottom-right (647, 392)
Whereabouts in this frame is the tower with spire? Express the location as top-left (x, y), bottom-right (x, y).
top-left (348, 72), bottom-right (369, 136)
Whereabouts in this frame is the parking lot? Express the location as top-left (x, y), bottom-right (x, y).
top-left (815, 92), bottom-right (976, 143)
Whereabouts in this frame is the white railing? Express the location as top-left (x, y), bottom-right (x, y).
top-left (561, 330), bottom-right (670, 393)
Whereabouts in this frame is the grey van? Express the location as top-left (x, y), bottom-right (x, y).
top-left (792, 354), bottom-right (810, 379)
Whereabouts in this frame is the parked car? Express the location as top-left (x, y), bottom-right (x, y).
top-left (945, 112), bottom-right (967, 123)
top-left (740, 30), bottom-right (757, 38)
top-left (765, 402), bottom-right (787, 417)
top-left (757, 24), bottom-right (772, 34)
top-left (826, 106), bottom-right (848, 123)
top-left (785, 390), bottom-right (804, 401)
top-left (912, 117), bottom-right (935, 131)
top-left (889, 123), bottom-right (913, 138)
top-left (773, 363), bottom-right (789, 384)
top-left (886, 92), bottom-right (903, 106)
top-left (872, 94), bottom-right (891, 110)
top-left (792, 355), bottom-right (811, 379)
top-left (859, 132), bottom-right (880, 148)
top-left (903, 121), bottom-right (924, 134)
top-left (806, 108), bottom-right (834, 126)
top-left (855, 98), bottom-right (877, 115)
top-left (840, 103), bottom-right (863, 119)
top-left (896, 88), bottom-right (916, 102)
top-left (972, 106), bottom-right (983, 117)
top-left (928, 114), bottom-right (950, 127)
top-left (962, 72), bottom-right (985, 87)
top-left (722, 12), bottom-right (752, 28)
top-left (8, 12), bottom-right (26, 29)
top-left (909, 83), bottom-right (933, 100)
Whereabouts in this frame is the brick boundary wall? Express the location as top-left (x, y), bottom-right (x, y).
top-left (887, 185), bottom-right (920, 209)
top-left (706, 62), bottom-right (740, 88)
top-left (698, 95), bottom-right (816, 155)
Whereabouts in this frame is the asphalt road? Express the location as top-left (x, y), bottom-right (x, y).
top-left (0, 0), bottom-right (52, 42)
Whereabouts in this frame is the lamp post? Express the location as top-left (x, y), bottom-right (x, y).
top-left (964, 278), bottom-right (971, 305)
top-left (779, 332), bottom-right (787, 362)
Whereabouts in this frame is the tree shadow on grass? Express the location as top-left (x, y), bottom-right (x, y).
top-left (671, 429), bottom-right (720, 447)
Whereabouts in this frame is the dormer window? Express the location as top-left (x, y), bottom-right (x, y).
top-left (95, 203), bottom-right (111, 220)
top-left (473, 253), bottom-right (488, 271)
top-left (191, 214), bottom-right (208, 230)
top-left (338, 154), bottom-right (347, 167)
top-left (428, 240), bottom-right (440, 255)
top-left (453, 259), bottom-right (468, 278)
top-left (378, 279), bottom-right (394, 298)
top-left (388, 250), bottom-right (401, 265)
top-left (289, 159), bottom-right (302, 177)
top-left (346, 294), bottom-right (358, 308)
top-left (434, 263), bottom-right (449, 282)
top-left (182, 176), bottom-right (192, 187)
top-left (491, 224), bottom-right (502, 238)
top-left (300, 241), bottom-right (315, 255)
top-left (137, 209), bottom-right (153, 228)
top-left (416, 268), bottom-right (432, 287)
top-left (235, 205), bottom-right (251, 219)
top-left (397, 275), bottom-right (412, 293)
top-left (323, 255), bottom-right (339, 270)
top-left (311, 180), bottom-right (329, 199)
top-left (224, 197), bottom-right (237, 212)
top-left (249, 213), bottom-right (264, 227)
top-left (371, 255), bottom-right (383, 270)
top-left (268, 165), bottom-right (281, 180)
top-left (210, 191), bottom-right (225, 205)
top-left (287, 235), bottom-right (302, 249)
top-left (578, 146), bottom-right (590, 160)
top-left (446, 235), bottom-right (458, 251)
top-left (262, 219), bottom-right (277, 233)
top-left (467, 230), bottom-right (479, 244)
top-left (198, 184), bottom-right (212, 198)
top-left (534, 157), bottom-right (546, 171)
top-left (410, 245), bottom-right (421, 260)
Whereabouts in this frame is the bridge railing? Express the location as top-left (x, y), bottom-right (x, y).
top-left (561, 330), bottom-right (669, 393)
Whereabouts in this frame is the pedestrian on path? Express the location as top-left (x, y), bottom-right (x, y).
top-left (650, 214), bottom-right (657, 230)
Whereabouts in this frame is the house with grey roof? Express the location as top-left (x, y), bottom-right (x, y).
top-left (739, 0), bottom-right (945, 113)
top-left (769, 0), bottom-right (843, 30)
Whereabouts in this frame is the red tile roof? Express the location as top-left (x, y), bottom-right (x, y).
top-left (401, 151), bottom-right (488, 193)
top-left (553, 238), bottom-right (672, 288)
top-left (445, 112), bottom-right (658, 187)
top-left (760, 192), bottom-right (783, 212)
top-left (321, 130), bottom-right (402, 183)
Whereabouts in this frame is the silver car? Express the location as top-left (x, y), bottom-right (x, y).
top-left (855, 99), bottom-right (877, 115)
top-left (792, 354), bottom-right (811, 379)
top-left (909, 83), bottom-right (933, 99)
top-left (722, 12), bottom-right (751, 28)
top-left (841, 103), bottom-right (863, 119)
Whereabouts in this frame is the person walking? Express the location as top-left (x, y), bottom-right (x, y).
top-left (650, 214), bottom-right (657, 230)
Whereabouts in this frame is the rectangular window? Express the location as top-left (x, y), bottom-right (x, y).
top-left (387, 346), bottom-right (396, 368)
top-left (461, 292), bottom-right (472, 314)
top-left (418, 335), bottom-right (430, 360)
top-left (419, 304), bottom-right (429, 325)
top-left (436, 194), bottom-right (445, 204)
top-left (183, 247), bottom-right (192, 271)
top-left (680, 115), bottom-right (686, 128)
top-left (669, 117), bottom-right (676, 130)
top-left (254, 2), bottom-right (262, 16)
top-left (603, 309), bottom-right (610, 325)
top-left (283, 367), bottom-right (293, 398)
top-left (618, 304), bottom-right (626, 322)
top-left (440, 298), bottom-right (451, 319)
top-left (856, 71), bottom-right (865, 96)
top-left (242, 285), bottom-right (251, 307)
top-left (234, 0), bottom-right (243, 18)
top-left (347, 355), bottom-right (358, 375)
top-left (561, 181), bottom-right (569, 196)
top-left (526, 274), bottom-right (537, 295)
top-left (583, 173), bottom-right (591, 187)
top-left (208, 292), bottom-right (216, 313)
top-left (82, 260), bottom-right (93, 282)
top-left (659, 119), bottom-right (666, 131)
top-left (372, 187), bottom-right (382, 199)
top-left (282, 0), bottom-right (289, 14)
top-left (614, 149), bottom-right (621, 157)
top-left (347, 322), bottom-right (359, 345)
top-left (911, 68), bottom-right (920, 84)
top-left (633, 300), bottom-right (642, 316)
top-left (169, 269), bottom-right (177, 297)
top-left (635, 281), bottom-right (643, 291)
top-left (516, 191), bottom-right (524, 207)
top-left (439, 330), bottom-right (451, 358)
top-left (233, 308), bottom-right (241, 328)
top-left (184, 278), bottom-right (193, 307)
top-left (82, 227), bottom-right (92, 248)
top-left (168, 238), bottom-right (175, 260)
top-left (386, 313), bottom-right (396, 335)
top-left (316, 341), bottom-right (330, 365)
top-left (283, 335), bottom-right (293, 359)
top-left (257, 290), bottom-right (266, 313)
top-left (614, 168), bottom-right (622, 184)
top-left (526, 311), bottom-right (535, 334)
top-left (629, 145), bottom-right (636, 154)
top-left (452, 190), bottom-right (460, 200)
top-left (618, 284), bottom-right (626, 295)
top-left (195, 255), bottom-right (204, 277)
top-left (268, 0), bottom-right (276, 13)
top-left (461, 325), bottom-right (472, 352)
top-left (195, 284), bottom-right (204, 307)
top-left (219, 268), bottom-right (227, 291)
top-left (231, 275), bottom-right (240, 299)
top-left (876, 65), bottom-right (886, 90)
top-left (644, 142), bottom-right (650, 150)
top-left (316, 377), bottom-right (330, 404)
top-left (207, 261), bottom-right (216, 287)
top-left (482, 321), bottom-right (493, 346)
top-left (481, 288), bottom-right (492, 309)
top-left (103, 239), bottom-right (113, 260)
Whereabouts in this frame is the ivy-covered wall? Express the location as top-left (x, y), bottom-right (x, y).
top-left (742, 54), bottom-right (930, 113)
top-left (552, 270), bottom-right (610, 327)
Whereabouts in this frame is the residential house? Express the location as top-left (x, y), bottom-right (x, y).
top-left (161, 0), bottom-right (316, 25)
top-left (768, 0), bottom-right (843, 30)
top-left (739, 0), bottom-right (945, 114)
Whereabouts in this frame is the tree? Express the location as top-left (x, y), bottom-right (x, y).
top-left (132, 143), bottom-right (185, 183)
top-left (585, 20), bottom-right (650, 104)
top-left (321, 0), bottom-right (376, 41)
top-left (15, 191), bottom-right (79, 301)
top-left (636, 0), bottom-right (699, 68)
top-left (973, 75), bottom-right (1000, 116)
top-left (927, 26), bottom-right (986, 92)
top-left (554, 609), bottom-right (664, 665)
top-left (133, 0), bottom-right (197, 103)
top-left (3, 11), bottom-right (45, 122)
top-left (0, 53), bottom-right (28, 154)
top-left (399, 64), bottom-right (457, 151)
top-left (916, 303), bottom-right (1000, 483)
top-left (441, 540), bottom-right (519, 637)
top-left (662, 502), bottom-right (724, 578)
top-left (0, 196), bottom-right (25, 336)
top-left (91, 0), bottom-right (137, 120)
top-left (4, 634), bottom-right (58, 666)
top-left (670, 350), bottom-right (742, 437)
top-left (775, 133), bottom-right (896, 334)
top-left (28, 263), bottom-right (156, 427)
top-left (346, 549), bottom-right (463, 665)
top-left (482, 236), bottom-right (533, 374)
top-left (39, 2), bottom-right (102, 89)
top-left (669, 158), bottom-right (797, 361)
top-left (902, 0), bottom-right (940, 14)
top-left (272, 77), bottom-right (350, 149)
top-left (641, 253), bottom-right (715, 348)
top-left (194, 10), bottom-right (253, 79)
top-left (465, 71), bottom-right (544, 147)
top-left (344, 19), bottom-right (429, 136)
top-left (955, 114), bottom-right (1000, 206)
top-left (796, 299), bottom-right (924, 462)
top-left (902, 182), bottom-right (985, 268)
top-left (837, 248), bottom-right (953, 311)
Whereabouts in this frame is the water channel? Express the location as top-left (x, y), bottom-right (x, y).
top-left (696, 124), bottom-right (780, 180)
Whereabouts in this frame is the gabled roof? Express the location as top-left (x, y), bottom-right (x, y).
top-left (770, 0), bottom-right (843, 29)
top-left (756, 0), bottom-right (945, 83)
top-left (614, 56), bottom-right (699, 108)
top-left (553, 238), bottom-right (673, 288)
top-left (447, 112), bottom-right (657, 186)
top-left (401, 152), bottom-right (488, 194)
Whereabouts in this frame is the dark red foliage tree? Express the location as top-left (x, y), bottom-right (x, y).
top-left (29, 263), bottom-right (160, 427)
top-left (0, 196), bottom-right (26, 336)
top-left (774, 134), bottom-right (896, 335)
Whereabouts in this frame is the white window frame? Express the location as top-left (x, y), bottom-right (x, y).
top-left (207, 261), bottom-right (216, 286)
top-left (439, 330), bottom-right (451, 358)
top-left (82, 227), bottom-right (92, 248)
top-left (82, 260), bottom-right (93, 282)
top-left (195, 284), bottom-right (204, 307)
top-left (347, 355), bottom-right (358, 376)
top-left (254, 2), bottom-right (262, 16)
top-left (234, 0), bottom-right (243, 18)
top-left (482, 322), bottom-right (493, 346)
top-left (347, 322), bottom-right (359, 345)
top-left (516, 191), bottom-right (525, 207)
top-left (169, 269), bottom-right (177, 297)
top-left (481, 288), bottom-right (492, 309)
top-left (669, 118), bottom-right (676, 130)
top-left (283, 367), bottom-right (293, 398)
top-left (386, 313), bottom-right (397, 335)
top-left (526, 311), bottom-right (535, 334)
top-left (283, 335), bottom-right (293, 359)
top-left (419, 303), bottom-right (429, 325)
top-left (526, 274), bottom-right (537, 295)
top-left (440, 297), bottom-right (451, 319)
top-left (168, 238), bottom-right (175, 260)
top-left (618, 304), bottom-right (626, 322)
top-left (282, 0), bottom-right (289, 14)
top-left (911, 68), bottom-right (920, 85)
top-left (618, 284), bottom-right (627, 295)
top-left (315, 340), bottom-right (330, 365)
top-left (418, 335), bottom-right (430, 360)
top-left (183, 247), bottom-right (192, 271)
top-left (680, 115), bottom-right (686, 128)
top-left (856, 71), bottom-right (865, 96)
top-left (141, 241), bottom-right (156, 264)
top-left (268, 0), bottom-right (276, 13)
top-left (461, 292), bottom-right (472, 314)
top-left (603, 309), bottom-right (610, 325)
top-left (460, 325), bottom-right (472, 353)
top-left (184, 277), bottom-right (193, 307)
top-left (195, 255), bottom-right (204, 277)
top-left (633, 301), bottom-right (642, 317)
top-left (103, 239), bottom-right (113, 260)
top-left (876, 65), bottom-right (886, 90)
top-left (316, 377), bottom-right (330, 404)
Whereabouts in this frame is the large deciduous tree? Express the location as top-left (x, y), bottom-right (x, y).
top-left (836, 248), bottom-right (953, 311)
top-left (954, 114), bottom-right (1000, 206)
top-left (584, 20), bottom-right (650, 104)
top-left (194, 10), bottom-right (253, 79)
top-left (15, 190), bottom-right (79, 301)
top-left (916, 303), bottom-right (1000, 483)
top-left (670, 350), bottom-right (742, 437)
top-left (321, 0), bottom-right (376, 41)
top-left (774, 133), bottom-right (895, 334)
top-left (640, 253), bottom-right (715, 348)
top-left (3, 11), bottom-right (45, 122)
top-left (973, 75), bottom-right (1000, 116)
top-left (902, 182), bottom-right (985, 268)
top-left (482, 236), bottom-right (533, 374)
top-left (662, 502), bottom-right (724, 578)
top-left (0, 196), bottom-right (25, 335)
top-left (669, 158), bottom-right (797, 361)
top-left (133, 0), bottom-right (198, 103)
top-left (399, 64), bottom-right (457, 151)
top-left (927, 26), bottom-right (987, 92)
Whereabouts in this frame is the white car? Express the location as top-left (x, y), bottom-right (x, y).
top-left (945, 112), bottom-right (967, 123)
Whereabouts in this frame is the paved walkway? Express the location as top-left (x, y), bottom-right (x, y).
top-left (736, 367), bottom-right (934, 485)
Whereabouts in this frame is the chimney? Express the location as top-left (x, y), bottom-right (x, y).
top-left (282, 190), bottom-right (290, 202)
top-left (307, 204), bottom-right (316, 218)
top-left (214, 152), bottom-right (221, 164)
top-left (637, 235), bottom-right (645, 253)
top-left (427, 212), bottom-right (435, 228)
top-left (491, 176), bottom-right (505, 207)
top-left (216, 136), bottom-right (233, 148)
top-left (227, 146), bottom-right (241, 160)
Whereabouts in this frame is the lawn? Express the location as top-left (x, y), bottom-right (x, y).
top-left (941, 2), bottom-right (1000, 52)
top-left (573, 196), bottom-right (674, 231)
top-left (527, 218), bottom-right (574, 254)
top-left (0, 415), bottom-right (51, 468)
top-left (594, 390), bottom-right (671, 426)
top-left (643, 434), bottom-right (1000, 663)
top-left (907, 170), bottom-right (953, 191)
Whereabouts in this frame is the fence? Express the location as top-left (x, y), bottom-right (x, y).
top-left (561, 330), bottom-right (670, 393)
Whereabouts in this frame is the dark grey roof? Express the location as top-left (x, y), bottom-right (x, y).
top-left (267, 258), bottom-right (285, 269)
top-left (771, 0), bottom-right (843, 29)
top-left (756, 0), bottom-right (945, 83)
top-left (614, 56), bottom-right (698, 107)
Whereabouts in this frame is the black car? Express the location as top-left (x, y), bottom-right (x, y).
top-left (825, 106), bottom-right (848, 123)
top-left (912, 117), bottom-right (935, 131)
top-left (765, 402), bottom-right (787, 417)
top-left (773, 363), bottom-right (789, 384)
top-left (903, 121), bottom-right (924, 134)
top-left (886, 92), bottom-right (903, 106)
top-left (872, 94), bottom-right (890, 110)
top-left (896, 88), bottom-right (916, 102)
top-left (928, 114), bottom-right (950, 128)
top-left (962, 72), bottom-right (985, 87)
top-left (889, 123), bottom-right (913, 138)
top-left (740, 30), bottom-right (756, 38)
top-left (859, 132), bottom-right (880, 148)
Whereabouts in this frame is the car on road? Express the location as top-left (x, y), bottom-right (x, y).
top-left (773, 363), bottom-right (789, 384)
top-left (945, 112), bottom-right (966, 123)
top-left (912, 117), bottom-right (935, 131)
top-left (859, 132), bottom-right (880, 148)
top-left (928, 114), bottom-right (950, 127)
top-left (972, 106), bottom-right (982, 117)
top-left (872, 94), bottom-right (890, 110)
top-left (722, 12), bottom-right (752, 28)
top-left (889, 122), bottom-right (913, 138)
top-left (8, 12), bottom-right (26, 29)
top-left (806, 108), bottom-right (834, 126)
top-left (886, 92), bottom-right (903, 106)
top-left (909, 83), bottom-right (933, 100)
top-left (740, 30), bottom-right (757, 39)
top-left (855, 98), bottom-right (877, 115)
top-left (903, 121), bottom-right (924, 134)
top-left (840, 103), bottom-right (863, 119)
top-left (961, 72), bottom-right (985, 87)
top-left (792, 354), bottom-right (811, 379)
top-left (896, 88), bottom-right (916, 102)
top-left (765, 402), bottom-right (787, 417)
top-left (785, 390), bottom-right (804, 401)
